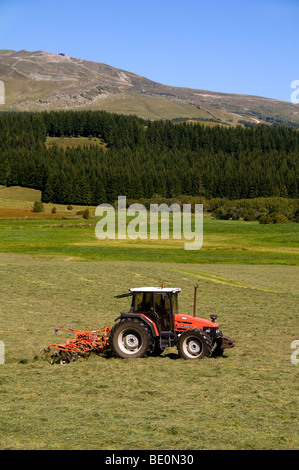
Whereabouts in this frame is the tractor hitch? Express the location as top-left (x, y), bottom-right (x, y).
top-left (220, 335), bottom-right (235, 349)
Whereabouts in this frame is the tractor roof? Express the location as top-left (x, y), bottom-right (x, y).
top-left (129, 287), bottom-right (181, 293)
top-left (114, 287), bottom-right (181, 298)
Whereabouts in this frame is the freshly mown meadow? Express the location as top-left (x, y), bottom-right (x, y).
top-left (0, 255), bottom-right (298, 450)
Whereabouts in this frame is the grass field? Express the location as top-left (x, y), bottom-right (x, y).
top-left (0, 257), bottom-right (298, 450)
top-left (0, 185), bottom-right (42, 202)
top-left (0, 186), bottom-right (95, 218)
top-left (0, 188), bottom-right (298, 450)
top-left (0, 215), bottom-right (298, 265)
top-left (45, 136), bottom-right (107, 150)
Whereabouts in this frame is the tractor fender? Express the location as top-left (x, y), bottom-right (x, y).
top-left (114, 313), bottom-right (159, 338)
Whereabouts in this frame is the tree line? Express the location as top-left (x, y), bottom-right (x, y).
top-left (0, 110), bottom-right (298, 205)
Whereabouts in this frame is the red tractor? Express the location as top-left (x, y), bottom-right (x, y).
top-left (110, 286), bottom-right (235, 360)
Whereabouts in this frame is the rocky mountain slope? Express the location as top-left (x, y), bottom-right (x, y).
top-left (0, 49), bottom-right (298, 126)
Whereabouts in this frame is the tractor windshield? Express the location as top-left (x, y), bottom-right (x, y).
top-left (132, 292), bottom-right (152, 313)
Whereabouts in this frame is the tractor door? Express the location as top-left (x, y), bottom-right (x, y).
top-left (132, 292), bottom-right (152, 313)
top-left (154, 293), bottom-right (173, 333)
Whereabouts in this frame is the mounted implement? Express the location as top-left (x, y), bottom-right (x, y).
top-left (43, 286), bottom-right (235, 363)
top-left (43, 326), bottom-right (111, 364)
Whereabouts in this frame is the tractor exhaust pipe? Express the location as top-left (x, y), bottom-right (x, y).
top-left (193, 285), bottom-right (198, 317)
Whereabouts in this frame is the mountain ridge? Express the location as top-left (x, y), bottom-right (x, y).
top-left (0, 49), bottom-right (298, 127)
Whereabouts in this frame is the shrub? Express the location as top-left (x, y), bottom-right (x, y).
top-left (213, 205), bottom-right (243, 220)
top-left (213, 207), bottom-right (230, 220)
top-left (243, 210), bottom-right (257, 221)
top-left (51, 207), bottom-right (57, 214)
top-left (32, 201), bottom-right (44, 213)
top-left (244, 214), bottom-right (256, 221)
top-left (67, 205), bottom-right (73, 211)
top-left (82, 209), bottom-right (90, 219)
top-left (293, 210), bottom-right (299, 223)
top-left (259, 215), bottom-right (273, 224)
top-left (228, 207), bottom-right (244, 220)
top-left (273, 214), bottom-right (289, 224)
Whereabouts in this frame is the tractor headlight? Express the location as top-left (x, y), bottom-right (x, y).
top-left (203, 326), bottom-right (220, 337)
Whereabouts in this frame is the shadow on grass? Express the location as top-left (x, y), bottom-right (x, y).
top-left (36, 347), bottom-right (229, 365)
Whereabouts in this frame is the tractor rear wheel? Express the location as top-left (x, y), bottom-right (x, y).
top-left (178, 329), bottom-right (212, 360)
top-left (110, 319), bottom-right (153, 359)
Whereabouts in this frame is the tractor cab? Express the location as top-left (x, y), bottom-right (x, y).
top-left (130, 287), bottom-right (181, 333)
top-left (115, 286), bottom-right (181, 336)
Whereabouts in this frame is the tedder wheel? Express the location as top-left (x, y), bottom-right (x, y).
top-left (59, 356), bottom-right (70, 365)
top-left (110, 319), bottom-right (153, 358)
top-left (178, 328), bottom-right (212, 360)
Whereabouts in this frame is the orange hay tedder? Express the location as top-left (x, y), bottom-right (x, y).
top-left (44, 326), bottom-right (112, 364)
top-left (43, 286), bottom-right (235, 364)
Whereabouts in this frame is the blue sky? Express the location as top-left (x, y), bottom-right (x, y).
top-left (0, 0), bottom-right (298, 101)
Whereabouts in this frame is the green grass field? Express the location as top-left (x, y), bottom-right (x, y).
top-left (0, 215), bottom-right (298, 265)
top-left (45, 136), bottom-right (107, 150)
top-left (0, 185), bottom-right (42, 202)
top-left (0, 257), bottom-right (298, 450)
top-left (0, 189), bottom-right (298, 450)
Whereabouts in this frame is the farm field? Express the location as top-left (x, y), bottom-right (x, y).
top-left (0, 189), bottom-right (298, 450)
top-left (45, 136), bottom-right (108, 150)
top-left (0, 187), bottom-right (298, 265)
top-left (0, 215), bottom-right (298, 265)
top-left (0, 256), bottom-right (298, 450)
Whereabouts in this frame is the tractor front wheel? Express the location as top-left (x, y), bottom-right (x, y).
top-left (178, 329), bottom-right (212, 360)
top-left (110, 319), bottom-right (153, 359)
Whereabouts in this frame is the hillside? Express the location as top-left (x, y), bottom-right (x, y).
top-left (0, 49), bottom-right (298, 127)
top-left (0, 111), bottom-right (298, 205)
